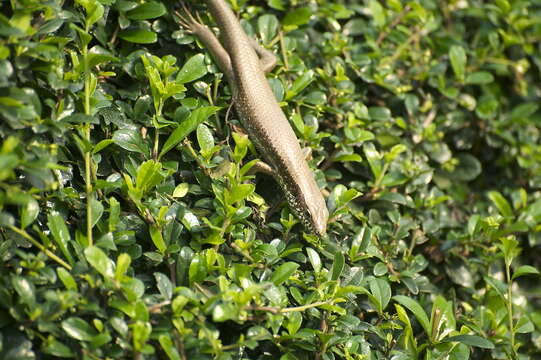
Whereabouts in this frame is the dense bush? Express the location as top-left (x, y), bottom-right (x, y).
top-left (1, 0), bottom-right (541, 359)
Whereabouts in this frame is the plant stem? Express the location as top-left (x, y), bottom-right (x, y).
top-left (82, 43), bottom-right (93, 247)
top-left (505, 258), bottom-right (517, 359)
top-left (9, 226), bottom-right (72, 270)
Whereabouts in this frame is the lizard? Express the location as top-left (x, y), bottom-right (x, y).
top-left (175, 0), bottom-right (329, 236)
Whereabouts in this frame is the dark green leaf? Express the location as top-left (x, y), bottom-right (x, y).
top-left (119, 29), bottom-right (157, 44)
top-left (159, 106), bottom-right (219, 158)
top-left (443, 335), bottom-right (494, 349)
top-left (126, 2), bottom-right (166, 20)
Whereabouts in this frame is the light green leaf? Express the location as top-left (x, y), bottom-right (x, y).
top-left (159, 334), bottom-right (181, 360)
top-left (150, 225), bottom-right (166, 253)
top-left (487, 191), bottom-right (513, 217)
top-left (197, 123), bottom-right (215, 158)
top-left (306, 247), bottom-right (321, 273)
top-left (11, 275), bottom-right (35, 305)
top-left (393, 295), bottom-right (431, 336)
top-left (90, 198), bottom-right (104, 228)
top-left (271, 262), bottom-right (299, 285)
top-left (449, 45), bottom-right (467, 81)
top-left (329, 252), bottom-right (345, 281)
top-left (512, 265), bottom-right (540, 280)
top-left (47, 212), bottom-right (74, 266)
top-left (176, 54), bottom-right (207, 84)
top-left (62, 317), bottom-right (97, 341)
top-left (258, 14), bottom-right (279, 43)
top-left (85, 245), bottom-right (115, 278)
top-left (285, 70), bottom-right (314, 100)
top-left (21, 198), bottom-right (39, 228)
top-left (57, 267), bottom-right (78, 291)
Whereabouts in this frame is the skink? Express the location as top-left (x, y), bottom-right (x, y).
top-left (176, 0), bottom-right (328, 236)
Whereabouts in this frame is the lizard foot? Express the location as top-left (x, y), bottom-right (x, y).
top-left (174, 2), bottom-right (204, 33)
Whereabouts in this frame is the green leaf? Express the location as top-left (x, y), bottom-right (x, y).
top-left (196, 123), bottom-right (215, 158)
top-left (90, 198), bottom-right (104, 228)
top-left (119, 29), bottom-right (157, 44)
top-left (176, 54), bottom-right (208, 83)
top-left (158, 334), bottom-right (181, 360)
top-left (465, 71), bottom-right (494, 84)
top-left (271, 262), bottom-right (299, 285)
top-left (115, 253), bottom-right (131, 280)
top-left (62, 317), bottom-right (97, 341)
top-left (268, 0), bottom-right (285, 10)
top-left (61, 114), bottom-right (99, 124)
top-left (483, 275), bottom-right (507, 300)
top-left (329, 252), bottom-right (345, 281)
top-left (449, 45), bottom-right (467, 81)
top-left (370, 277), bottom-right (391, 313)
top-left (349, 227), bottom-right (371, 258)
top-left (443, 335), bottom-right (494, 349)
top-left (154, 272), bottom-right (173, 300)
top-left (369, 0), bottom-right (386, 27)
top-left (227, 183), bottom-right (255, 204)
top-left (20, 198), bottom-right (39, 228)
top-left (306, 247), bottom-right (321, 273)
top-left (85, 246), bottom-right (115, 278)
top-left (369, 107), bottom-right (392, 121)
top-left (47, 212), bottom-right (74, 266)
top-left (126, 2), bottom-right (166, 20)
top-left (393, 295), bottom-right (431, 336)
top-left (285, 70), bottom-right (314, 100)
top-left (512, 265), bottom-right (540, 280)
top-left (509, 102), bottom-right (539, 122)
top-left (85, 1), bottom-right (104, 29)
top-left (57, 267), bottom-right (78, 291)
top-left (283, 7), bottom-right (312, 27)
top-left (135, 160), bottom-right (163, 192)
top-left (150, 225), bottom-right (167, 253)
top-left (112, 128), bottom-right (150, 157)
top-left (451, 153), bottom-right (482, 181)
top-left (92, 139), bottom-right (114, 154)
top-left (515, 316), bottom-right (534, 333)
top-left (11, 275), bottom-right (35, 305)
top-left (159, 106), bottom-right (220, 159)
top-left (286, 311), bottom-right (302, 335)
top-left (363, 143), bottom-right (382, 180)
top-left (172, 183), bottom-right (189, 198)
top-left (487, 191), bottom-right (513, 217)
top-left (258, 14), bottom-right (279, 44)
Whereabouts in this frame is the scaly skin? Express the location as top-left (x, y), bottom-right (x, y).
top-left (177, 0), bottom-right (328, 236)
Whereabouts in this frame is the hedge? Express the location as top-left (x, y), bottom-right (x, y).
top-left (0, 0), bottom-right (541, 359)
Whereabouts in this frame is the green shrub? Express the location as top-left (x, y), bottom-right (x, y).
top-left (0, 0), bottom-right (540, 359)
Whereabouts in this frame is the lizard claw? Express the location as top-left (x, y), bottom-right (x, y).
top-left (174, 2), bottom-right (203, 33)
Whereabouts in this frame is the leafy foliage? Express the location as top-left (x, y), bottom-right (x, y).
top-left (1, 0), bottom-right (541, 359)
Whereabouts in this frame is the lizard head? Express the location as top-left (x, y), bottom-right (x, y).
top-left (305, 195), bottom-right (329, 237)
